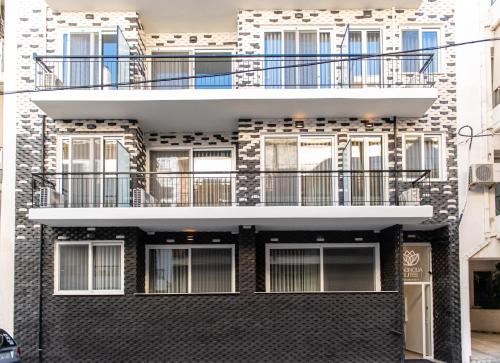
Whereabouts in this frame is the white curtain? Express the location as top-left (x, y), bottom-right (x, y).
top-left (300, 138), bottom-right (333, 206)
top-left (148, 249), bottom-right (188, 293)
top-left (424, 136), bottom-right (440, 178)
top-left (149, 150), bottom-right (190, 205)
top-left (284, 31), bottom-right (296, 88)
top-left (264, 138), bottom-right (298, 205)
top-left (323, 248), bottom-right (375, 291)
top-left (402, 30), bottom-right (419, 73)
top-left (350, 140), bottom-right (365, 205)
top-left (366, 31), bottom-right (381, 84)
top-left (422, 31), bottom-right (438, 73)
top-left (59, 245), bottom-right (88, 291)
top-left (264, 32), bottom-right (282, 88)
top-left (191, 248), bottom-right (232, 293)
top-left (68, 33), bottom-right (99, 87)
top-left (299, 32), bottom-right (318, 88)
top-left (270, 249), bottom-right (320, 292)
top-left (71, 138), bottom-right (101, 207)
top-left (319, 32), bottom-right (332, 88)
top-left (349, 31), bottom-right (363, 85)
top-left (405, 135), bottom-right (422, 179)
top-left (193, 150), bottom-right (232, 206)
top-left (368, 139), bottom-right (383, 205)
top-left (152, 52), bottom-right (190, 89)
top-left (93, 245), bottom-right (121, 290)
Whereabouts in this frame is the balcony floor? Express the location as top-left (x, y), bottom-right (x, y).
top-left (31, 88), bottom-right (438, 132)
top-left (29, 205), bottom-right (434, 232)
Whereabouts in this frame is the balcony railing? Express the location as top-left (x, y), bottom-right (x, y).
top-left (34, 53), bottom-right (435, 90)
top-left (32, 170), bottom-right (431, 208)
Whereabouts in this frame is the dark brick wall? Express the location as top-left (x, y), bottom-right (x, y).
top-left (34, 226), bottom-right (407, 363)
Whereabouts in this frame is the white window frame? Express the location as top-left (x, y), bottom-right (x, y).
top-left (145, 244), bottom-right (236, 294)
top-left (260, 134), bottom-right (338, 206)
top-left (57, 134), bottom-right (126, 206)
top-left (400, 27), bottom-right (443, 74)
top-left (401, 133), bottom-right (446, 181)
top-left (346, 28), bottom-right (384, 86)
top-left (265, 243), bottom-right (381, 292)
top-left (261, 27), bottom-right (335, 88)
top-left (54, 240), bottom-right (125, 295)
top-left (146, 146), bottom-right (236, 207)
top-left (149, 47), bottom-right (235, 89)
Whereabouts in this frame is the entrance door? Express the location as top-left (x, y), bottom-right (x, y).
top-left (403, 244), bottom-right (433, 360)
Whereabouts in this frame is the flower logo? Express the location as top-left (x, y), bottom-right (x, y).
top-left (403, 250), bottom-right (420, 267)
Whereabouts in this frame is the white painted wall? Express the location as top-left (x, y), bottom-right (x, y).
top-left (456, 0), bottom-right (500, 361)
top-left (405, 285), bottom-right (424, 355)
top-left (0, 0), bottom-right (19, 333)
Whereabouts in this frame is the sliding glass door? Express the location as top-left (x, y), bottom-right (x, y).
top-left (149, 150), bottom-right (190, 206)
top-left (348, 30), bottom-right (381, 86)
top-left (263, 136), bottom-right (334, 206)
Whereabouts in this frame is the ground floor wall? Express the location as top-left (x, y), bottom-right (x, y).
top-left (12, 225), bottom-right (462, 362)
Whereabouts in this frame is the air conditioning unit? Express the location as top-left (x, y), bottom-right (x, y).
top-left (469, 164), bottom-right (495, 188)
top-left (132, 188), bottom-right (156, 207)
top-left (39, 187), bottom-right (64, 208)
top-left (43, 73), bottom-right (63, 88)
top-left (399, 188), bottom-right (420, 206)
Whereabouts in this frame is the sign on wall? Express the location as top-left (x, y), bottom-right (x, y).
top-left (403, 245), bottom-right (431, 283)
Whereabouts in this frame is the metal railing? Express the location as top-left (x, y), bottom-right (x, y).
top-left (34, 53), bottom-right (435, 90)
top-left (31, 170), bottom-right (431, 208)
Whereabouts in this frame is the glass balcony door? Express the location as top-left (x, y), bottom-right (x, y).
top-left (348, 30), bottom-right (381, 86)
top-left (348, 136), bottom-right (385, 205)
top-left (151, 51), bottom-right (190, 89)
top-left (263, 137), bottom-right (334, 206)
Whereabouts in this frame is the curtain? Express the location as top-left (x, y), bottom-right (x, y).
top-left (284, 31), bottom-right (296, 88)
top-left (402, 30), bottom-right (419, 72)
top-left (59, 245), bottom-right (88, 291)
top-left (70, 138), bottom-right (101, 207)
top-left (299, 32), bottom-right (318, 88)
top-left (300, 138), bottom-right (333, 206)
top-left (270, 249), bottom-right (320, 292)
top-left (323, 248), bottom-right (375, 291)
top-left (68, 33), bottom-right (99, 88)
top-left (193, 150), bottom-right (232, 206)
top-left (350, 140), bottom-right (365, 205)
top-left (148, 249), bottom-right (188, 293)
top-left (366, 31), bottom-right (381, 84)
top-left (349, 31), bottom-right (363, 85)
top-left (195, 52), bottom-right (232, 89)
top-left (152, 52), bottom-right (189, 89)
top-left (405, 135), bottom-right (422, 179)
top-left (320, 32), bottom-right (332, 88)
top-left (422, 31), bottom-right (438, 73)
top-left (368, 139), bottom-right (383, 205)
top-left (264, 32), bottom-right (282, 88)
top-left (191, 248), bottom-right (232, 293)
top-left (264, 138), bottom-right (298, 205)
top-left (93, 245), bottom-right (121, 290)
top-left (424, 136), bottom-right (440, 178)
top-left (149, 150), bottom-right (190, 206)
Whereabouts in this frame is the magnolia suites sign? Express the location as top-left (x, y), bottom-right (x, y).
top-left (402, 246), bottom-right (430, 282)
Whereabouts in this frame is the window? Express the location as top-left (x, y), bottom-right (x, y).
top-left (495, 184), bottom-right (500, 216)
top-left (59, 135), bottom-right (130, 207)
top-left (266, 244), bottom-right (380, 292)
top-left (403, 134), bottom-right (443, 180)
top-left (263, 136), bottom-right (335, 206)
top-left (263, 29), bottom-right (333, 88)
top-left (402, 29), bottom-right (440, 73)
top-left (473, 266), bottom-right (500, 309)
top-left (55, 241), bottom-right (124, 294)
top-left (148, 148), bottom-right (234, 206)
top-left (145, 245), bottom-right (235, 293)
top-left (348, 29), bottom-right (382, 85)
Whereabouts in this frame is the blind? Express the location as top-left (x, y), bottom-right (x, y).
top-left (270, 248), bottom-right (320, 292)
top-left (93, 245), bottom-right (122, 290)
top-left (148, 249), bottom-right (189, 293)
top-left (191, 248), bottom-right (232, 293)
top-left (59, 245), bottom-right (89, 291)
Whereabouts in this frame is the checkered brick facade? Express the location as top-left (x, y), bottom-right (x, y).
top-left (11, 0), bottom-right (460, 362)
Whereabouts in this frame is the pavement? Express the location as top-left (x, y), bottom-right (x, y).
top-left (471, 332), bottom-right (500, 363)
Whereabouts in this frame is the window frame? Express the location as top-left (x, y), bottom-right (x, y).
top-left (401, 133), bottom-right (446, 181)
top-left (265, 243), bottom-right (381, 293)
top-left (145, 244), bottom-right (236, 294)
top-left (261, 27), bottom-right (335, 88)
top-left (260, 134), bottom-right (338, 206)
top-left (400, 27), bottom-right (442, 74)
top-left (54, 240), bottom-right (125, 295)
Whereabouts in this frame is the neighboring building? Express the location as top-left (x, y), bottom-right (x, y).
top-left (457, 0), bottom-right (500, 362)
top-left (0, 0), bottom-right (460, 361)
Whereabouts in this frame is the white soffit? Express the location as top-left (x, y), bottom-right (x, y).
top-left (45, 0), bottom-right (423, 33)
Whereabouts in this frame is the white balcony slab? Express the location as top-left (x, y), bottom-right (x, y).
top-left (31, 88), bottom-right (437, 132)
top-left (45, 0), bottom-right (423, 32)
top-left (29, 205), bottom-right (433, 232)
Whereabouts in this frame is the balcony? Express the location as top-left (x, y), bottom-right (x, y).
top-left (31, 54), bottom-right (438, 132)
top-left (28, 170), bottom-right (434, 231)
top-left (44, 0), bottom-right (424, 32)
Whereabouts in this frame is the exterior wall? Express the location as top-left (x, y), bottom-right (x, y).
top-left (144, 32), bottom-right (237, 51)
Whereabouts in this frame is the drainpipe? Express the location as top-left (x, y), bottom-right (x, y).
top-left (38, 114), bottom-right (46, 362)
top-left (393, 116), bottom-right (399, 205)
